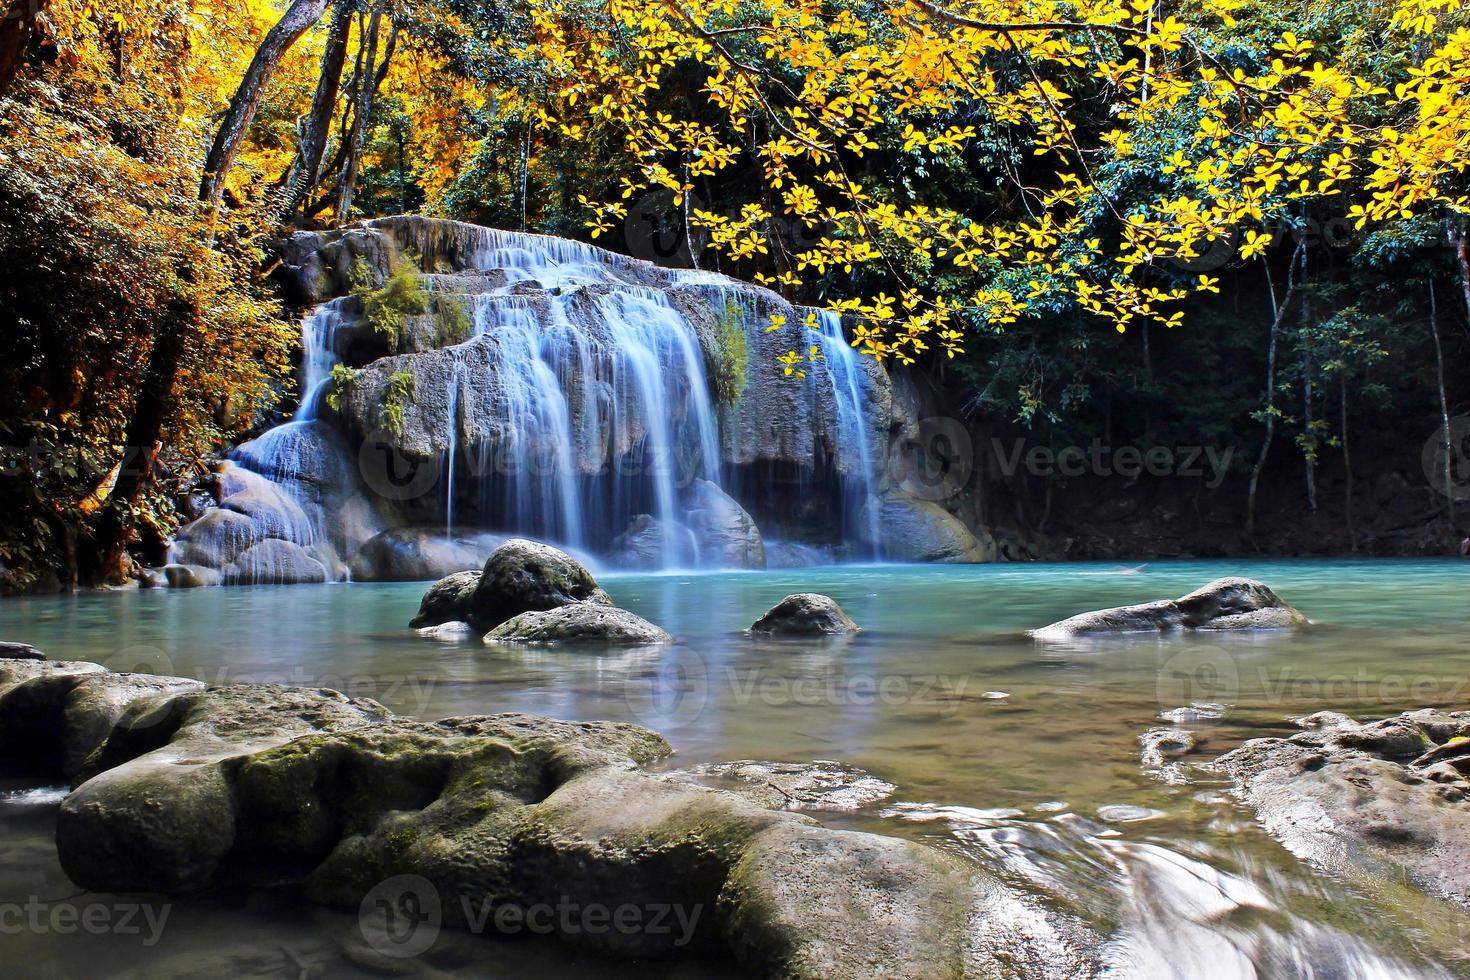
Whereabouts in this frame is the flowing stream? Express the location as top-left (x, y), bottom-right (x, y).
top-left (4, 559), bottom-right (1469, 976)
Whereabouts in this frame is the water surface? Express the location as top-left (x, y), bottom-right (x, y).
top-left (3, 559), bottom-right (1468, 977)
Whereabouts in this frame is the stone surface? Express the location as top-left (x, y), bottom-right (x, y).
top-left (350, 527), bottom-right (507, 581)
top-left (0, 641), bottom-right (44, 660)
top-left (6, 663), bottom-right (1049, 975)
top-left (408, 569), bottom-right (482, 628)
top-left (1215, 708), bottom-right (1470, 906)
top-left (608, 515), bottom-right (699, 570)
top-left (1031, 576), bottom-right (1307, 640)
top-left (750, 594), bottom-right (860, 635)
top-left (683, 479), bottom-right (765, 568)
top-left (485, 602), bottom-right (672, 645)
top-left (465, 539), bottom-right (614, 632)
top-left (864, 491), bottom-right (995, 563)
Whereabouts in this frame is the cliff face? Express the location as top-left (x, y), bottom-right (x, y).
top-left (164, 217), bottom-right (987, 583)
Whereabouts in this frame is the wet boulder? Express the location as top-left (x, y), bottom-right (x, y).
top-left (57, 685), bottom-right (391, 893)
top-left (609, 514), bottom-right (699, 570)
top-left (350, 527), bottom-right (507, 581)
top-left (864, 491), bottom-right (995, 563)
top-left (750, 594), bottom-right (860, 636)
top-left (408, 569), bottom-right (482, 628)
top-left (465, 539), bottom-right (613, 632)
top-left (1215, 708), bottom-right (1470, 906)
top-left (0, 641), bottom-right (44, 660)
top-left (1031, 577), bottom-right (1307, 640)
top-left (485, 602), bottom-right (672, 645)
top-left (683, 479), bottom-right (765, 568)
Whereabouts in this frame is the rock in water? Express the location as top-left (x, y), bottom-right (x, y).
top-left (864, 490), bottom-right (995, 563)
top-left (484, 602), bottom-right (673, 645)
top-left (410, 539), bottom-right (612, 631)
top-left (408, 569), bottom-right (481, 628)
top-left (1216, 708), bottom-right (1470, 906)
top-left (0, 642), bottom-right (45, 661)
top-left (683, 478), bottom-right (766, 568)
top-left (1031, 576), bottom-right (1306, 640)
top-left (750, 594), bottom-right (860, 635)
top-left (466, 538), bottom-right (613, 631)
top-left (608, 514), bottom-right (698, 570)
top-left (12, 663), bottom-right (1027, 977)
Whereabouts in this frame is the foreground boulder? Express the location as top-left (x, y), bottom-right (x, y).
top-left (750, 594), bottom-right (860, 635)
top-left (410, 539), bottom-right (612, 631)
top-left (1031, 577), bottom-right (1306, 640)
top-left (485, 602), bottom-right (672, 645)
top-left (1215, 708), bottom-right (1470, 906)
top-left (11, 663), bottom-right (1014, 976)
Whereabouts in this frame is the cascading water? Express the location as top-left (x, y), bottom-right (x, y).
top-left (170, 217), bottom-right (916, 582)
top-left (809, 309), bottom-right (883, 559)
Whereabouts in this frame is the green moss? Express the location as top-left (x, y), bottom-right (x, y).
top-left (350, 253), bottom-right (429, 354)
top-left (324, 363), bottom-right (360, 413)
top-left (378, 368), bottom-right (417, 437)
top-left (433, 294), bottom-right (472, 347)
top-left (711, 299), bottom-right (749, 406)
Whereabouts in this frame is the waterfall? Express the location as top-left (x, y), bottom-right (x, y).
top-left (444, 354), bottom-right (464, 539)
top-left (810, 310), bottom-right (883, 559)
top-left (169, 218), bottom-right (907, 582)
top-left (296, 300), bottom-right (348, 421)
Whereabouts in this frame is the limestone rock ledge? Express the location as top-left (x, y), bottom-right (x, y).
top-left (0, 651), bottom-right (1081, 977)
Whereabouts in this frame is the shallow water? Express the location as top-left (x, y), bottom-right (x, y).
top-left (3, 559), bottom-right (1470, 977)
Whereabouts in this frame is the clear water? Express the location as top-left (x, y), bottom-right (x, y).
top-left (3, 559), bottom-right (1470, 977)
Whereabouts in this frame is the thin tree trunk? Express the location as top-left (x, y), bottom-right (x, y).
top-left (1302, 294), bottom-right (1317, 515)
top-left (1246, 238), bottom-right (1306, 537)
top-left (0, 0), bottom-right (46, 98)
top-left (1429, 279), bottom-right (1456, 528)
top-left (275, 0), bottom-right (351, 221)
top-left (1341, 373), bottom-right (1356, 552)
top-left (200, 0), bottom-right (333, 204)
top-left (1458, 233), bottom-right (1470, 327)
top-left (335, 11), bottom-right (394, 221)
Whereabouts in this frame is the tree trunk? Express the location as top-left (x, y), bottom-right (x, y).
top-left (1246, 238), bottom-right (1306, 538)
top-left (1429, 279), bottom-right (1456, 528)
top-left (200, 0), bottom-right (332, 204)
top-left (335, 11), bottom-right (393, 221)
top-left (91, 301), bottom-right (191, 582)
top-left (0, 0), bottom-right (46, 98)
top-left (275, 0), bottom-right (351, 222)
top-left (1458, 232), bottom-right (1470, 327)
top-left (1341, 373), bottom-right (1356, 552)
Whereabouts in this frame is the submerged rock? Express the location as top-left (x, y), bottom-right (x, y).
top-left (11, 662), bottom-right (1018, 977)
top-left (750, 594), bottom-right (860, 635)
top-left (485, 602), bottom-right (672, 645)
top-left (1215, 708), bottom-right (1470, 905)
top-left (1031, 576), bottom-right (1307, 640)
top-left (666, 760), bottom-right (897, 811)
